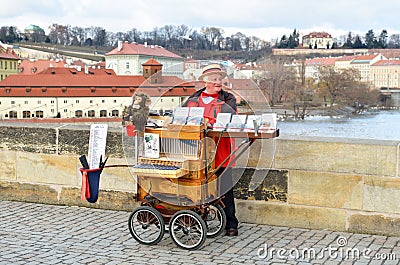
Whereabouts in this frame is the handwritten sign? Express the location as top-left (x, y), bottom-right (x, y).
top-left (88, 124), bottom-right (108, 169)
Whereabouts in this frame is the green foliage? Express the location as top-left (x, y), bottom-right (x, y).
top-left (276, 29), bottom-right (300, 48)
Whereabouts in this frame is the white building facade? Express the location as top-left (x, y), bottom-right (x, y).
top-left (105, 41), bottom-right (184, 78)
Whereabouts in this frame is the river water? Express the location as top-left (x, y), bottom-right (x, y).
top-left (278, 110), bottom-right (400, 141)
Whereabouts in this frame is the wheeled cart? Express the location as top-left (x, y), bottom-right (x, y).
top-left (127, 123), bottom-right (278, 250)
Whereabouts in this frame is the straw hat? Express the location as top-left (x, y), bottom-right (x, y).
top-left (198, 64), bottom-right (227, 81)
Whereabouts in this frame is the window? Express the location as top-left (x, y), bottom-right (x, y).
top-left (35, 111), bottom-right (43, 118)
top-left (22, 111), bottom-right (31, 118)
top-left (102, 100), bottom-right (105, 103)
top-left (75, 110), bottom-right (83, 117)
top-left (64, 100), bottom-right (67, 103)
top-left (37, 100), bottom-right (41, 104)
top-left (51, 100), bottom-right (55, 104)
top-left (100, 110), bottom-right (107, 117)
top-left (88, 110), bottom-right (95, 117)
top-left (76, 100), bottom-right (80, 103)
top-left (111, 110), bottom-right (119, 117)
top-left (24, 101), bottom-right (28, 104)
top-left (90, 100), bottom-right (93, 103)
top-left (113, 100), bottom-right (117, 103)
top-left (9, 111), bottom-right (17, 118)
top-left (11, 101), bottom-right (15, 105)
top-left (64, 109), bottom-right (68, 113)
top-left (126, 62), bottom-right (130, 69)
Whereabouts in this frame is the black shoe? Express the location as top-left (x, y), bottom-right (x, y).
top-left (225, 228), bottom-right (238, 236)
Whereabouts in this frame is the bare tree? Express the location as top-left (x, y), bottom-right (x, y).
top-left (163, 25), bottom-right (177, 49)
top-left (71, 26), bottom-right (86, 46)
top-left (255, 56), bottom-right (297, 106)
top-left (126, 28), bottom-right (141, 43)
top-left (388, 34), bottom-right (400, 48)
top-left (287, 86), bottom-right (316, 119)
top-left (201, 27), bottom-right (224, 50)
top-left (341, 82), bottom-right (380, 113)
top-left (315, 66), bottom-right (361, 107)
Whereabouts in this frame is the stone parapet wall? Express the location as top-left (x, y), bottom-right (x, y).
top-left (1, 125), bottom-right (400, 236)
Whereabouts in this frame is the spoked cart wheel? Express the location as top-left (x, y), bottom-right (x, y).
top-left (169, 210), bottom-right (207, 250)
top-left (128, 206), bottom-right (165, 245)
top-left (204, 204), bottom-right (226, 238)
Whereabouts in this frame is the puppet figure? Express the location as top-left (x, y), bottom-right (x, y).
top-left (122, 92), bottom-right (151, 132)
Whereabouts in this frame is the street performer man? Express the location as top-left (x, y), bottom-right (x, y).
top-left (182, 64), bottom-right (239, 236)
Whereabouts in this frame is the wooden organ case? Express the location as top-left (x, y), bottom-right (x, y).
top-left (133, 124), bottom-right (217, 207)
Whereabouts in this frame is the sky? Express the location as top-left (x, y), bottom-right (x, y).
top-left (1, 0), bottom-right (400, 43)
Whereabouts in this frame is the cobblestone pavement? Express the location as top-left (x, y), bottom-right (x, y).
top-left (1, 201), bottom-right (399, 265)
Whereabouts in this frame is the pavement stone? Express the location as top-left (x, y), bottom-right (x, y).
top-left (0, 200), bottom-right (400, 265)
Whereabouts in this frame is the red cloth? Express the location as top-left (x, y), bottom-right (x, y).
top-left (81, 170), bottom-right (91, 200)
top-left (201, 91), bottom-right (219, 99)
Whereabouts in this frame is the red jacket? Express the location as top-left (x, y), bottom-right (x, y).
top-left (183, 88), bottom-right (237, 167)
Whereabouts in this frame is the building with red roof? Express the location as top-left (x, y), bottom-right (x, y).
top-left (371, 60), bottom-right (400, 89)
top-left (0, 45), bottom-right (20, 81)
top-left (302, 32), bottom-right (333, 49)
top-left (18, 59), bottom-right (68, 75)
top-left (0, 59), bottom-right (195, 119)
top-left (105, 41), bottom-right (184, 77)
top-left (304, 57), bottom-right (339, 79)
top-left (350, 54), bottom-right (387, 83)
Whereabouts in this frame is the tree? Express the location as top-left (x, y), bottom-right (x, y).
top-left (316, 66), bottom-right (361, 107)
top-left (287, 86), bottom-right (316, 119)
top-left (126, 28), bottom-right (142, 43)
top-left (377, 29), bottom-right (388, 48)
top-left (365, 29), bottom-right (375, 49)
top-left (163, 25), bottom-right (177, 49)
top-left (48, 24), bottom-right (70, 45)
top-left (201, 27), bottom-right (224, 50)
top-left (71, 26), bottom-right (86, 46)
top-left (353, 35), bottom-right (364, 48)
top-left (341, 82), bottom-right (380, 113)
top-left (277, 35), bottom-right (288, 48)
top-left (276, 29), bottom-right (299, 48)
top-left (0, 26), bottom-right (20, 43)
top-left (343, 32), bottom-right (353, 48)
top-left (92, 27), bottom-right (107, 46)
top-left (388, 34), bottom-right (400, 48)
top-left (255, 56), bottom-right (298, 106)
